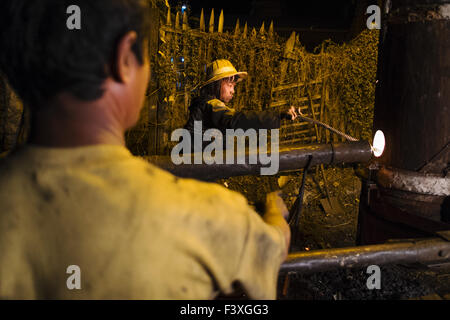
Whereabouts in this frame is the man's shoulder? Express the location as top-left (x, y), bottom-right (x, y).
top-left (189, 96), bottom-right (208, 109)
top-left (188, 97), bottom-right (230, 113)
top-left (207, 99), bottom-right (235, 116)
top-left (207, 98), bottom-right (226, 108)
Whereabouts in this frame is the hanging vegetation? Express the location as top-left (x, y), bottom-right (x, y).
top-left (0, 1), bottom-right (380, 156)
top-left (139, 6), bottom-right (380, 156)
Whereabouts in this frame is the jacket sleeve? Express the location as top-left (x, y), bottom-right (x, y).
top-left (208, 99), bottom-right (281, 130)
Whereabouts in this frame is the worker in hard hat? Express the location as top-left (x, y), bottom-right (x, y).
top-left (184, 59), bottom-right (298, 141)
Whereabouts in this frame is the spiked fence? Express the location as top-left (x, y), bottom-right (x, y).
top-left (129, 6), bottom-right (352, 156)
top-left (0, 6), bottom-right (379, 157)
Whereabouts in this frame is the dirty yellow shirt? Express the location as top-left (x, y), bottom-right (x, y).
top-left (0, 144), bottom-right (286, 299)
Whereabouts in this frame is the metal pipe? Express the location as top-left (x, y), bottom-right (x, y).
top-left (280, 237), bottom-right (450, 274)
top-left (376, 167), bottom-right (450, 196)
top-left (146, 141), bottom-right (373, 181)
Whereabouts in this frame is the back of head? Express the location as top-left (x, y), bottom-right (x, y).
top-left (0, 0), bottom-right (151, 109)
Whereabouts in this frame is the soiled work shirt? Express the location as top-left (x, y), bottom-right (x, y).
top-left (0, 145), bottom-right (286, 299)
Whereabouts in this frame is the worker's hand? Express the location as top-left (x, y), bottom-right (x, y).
top-left (286, 106), bottom-right (298, 120)
top-left (281, 106), bottom-right (298, 121)
top-left (264, 191), bottom-right (291, 258)
top-left (265, 191), bottom-right (289, 220)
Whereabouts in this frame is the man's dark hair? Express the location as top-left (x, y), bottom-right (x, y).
top-left (200, 80), bottom-right (222, 100)
top-left (0, 0), bottom-right (151, 108)
top-left (200, 75), bottom-right (239, 101)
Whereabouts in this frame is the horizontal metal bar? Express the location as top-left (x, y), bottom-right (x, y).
top-left (280, 238), bottom-right (450, 274)
top-left (272, 79), bottom-right (323, 93)
top-left (282, 129), bottom-right (315, 138)
top-left (280, 136), bottom-right (316, 145)
top-left (146, 141), bottom-right (372, 181)
top-left (376, 167), bottom-right (450, 196)
top-left (281, 119), bottom-right (318, 129)
top-left (270, 96), bottom-right (322, 107)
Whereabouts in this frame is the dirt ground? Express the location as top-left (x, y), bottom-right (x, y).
top-left (219, 167), bottom-right (450, 300)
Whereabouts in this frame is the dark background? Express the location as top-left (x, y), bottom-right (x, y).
top-left (168, 0), bottom-right (381, 49)
top-left (177, 0), bottom-right (356, 28)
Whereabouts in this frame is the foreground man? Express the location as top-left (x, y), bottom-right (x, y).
top-left (0, 0), bottom-right (290, 299)
top-left (184, 59), bottom-right (298, 140)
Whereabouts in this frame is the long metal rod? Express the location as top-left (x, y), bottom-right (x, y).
top-left (297, 112), bottom-right (358, 142)
top-left (147, 141), bottom-right (373, 181)
top-left (280, 238), bottom-right (450, 274)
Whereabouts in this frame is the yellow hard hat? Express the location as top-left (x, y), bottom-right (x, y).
top-left (201, 59), bottom-right (248, 88)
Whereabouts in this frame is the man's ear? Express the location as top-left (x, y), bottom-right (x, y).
top-left (111, 31), bottom-right (138, 83)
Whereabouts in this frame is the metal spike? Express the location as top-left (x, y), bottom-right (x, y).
top-left (259, 21), bottom-right (265, 34)
top-left (284, 31), bottom-right (296, 54)
top-left (234, 19), bottom-right (240, 36)
top-left (209, 8), bottom-right (215, 33)
top-left (218, 10), bottom-right (224, 33)
top-left (160, 17), bottom-right (166, 43)
top-left (269, 21), bottom-right (274, 36)
top-left (166, 7), bottom-right (172, 26)
top-left (251, 27), bottom-right (257, 38)
top-left (279, 31), bottom-right (296, 85)
top-left (243, 22), bottom-right (248, 39)
top-left (200, 8), bottom-right (205, 32)
top-left (175, 11), bottom-right (180, 30)
top-left (182, 11), bottom-right (188, 31)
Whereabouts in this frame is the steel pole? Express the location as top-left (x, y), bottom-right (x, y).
top-left (146, 141), bottom-right (373, 181)
top-left (280, 237), bottom-right (450, 274)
